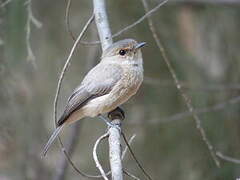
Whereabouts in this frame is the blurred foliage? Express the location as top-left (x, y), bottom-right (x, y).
top-left (0, 0), bottom-right (240, 179)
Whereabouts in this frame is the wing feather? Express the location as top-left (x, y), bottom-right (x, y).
top-left (57, 63), bottom-right (122, 126)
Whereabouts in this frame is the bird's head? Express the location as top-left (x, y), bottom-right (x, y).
top-left (101, 39), bottom-right (146, 63)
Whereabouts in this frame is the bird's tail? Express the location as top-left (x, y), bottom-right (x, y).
top-left (41, 125), bottom-right (64, 158)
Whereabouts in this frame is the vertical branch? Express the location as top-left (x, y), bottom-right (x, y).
top-left (93, 0), bottom-right (112, 51)
top-left (93, 1), bottom-right (123, 179)
top-left (108, 119), bottom-right (123, 180)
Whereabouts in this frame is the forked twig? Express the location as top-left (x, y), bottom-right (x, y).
top-left (141, 0), bottom-right (220, 167)
top-left (80, 0), bottom-right (169, 45)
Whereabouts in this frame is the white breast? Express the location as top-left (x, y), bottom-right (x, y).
top-left (82, 61), bottom-right (143, 117)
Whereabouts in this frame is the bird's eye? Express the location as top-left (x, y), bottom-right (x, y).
top-left (119, 49), bottom-right (126, 56)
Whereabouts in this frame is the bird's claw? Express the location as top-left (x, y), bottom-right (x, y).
top-left (98, 115), bottom-right (121, 132)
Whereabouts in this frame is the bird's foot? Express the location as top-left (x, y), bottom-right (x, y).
top-left (98, 107), bottom-right (124, 132)
top-left (98, 115), bottom-right (122, 132)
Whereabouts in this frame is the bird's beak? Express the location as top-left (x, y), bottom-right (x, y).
top-left (135, 42), bottom-right (146, 50)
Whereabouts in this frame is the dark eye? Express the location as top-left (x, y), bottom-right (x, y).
top-left (119, 49), bottom-right (126, 56)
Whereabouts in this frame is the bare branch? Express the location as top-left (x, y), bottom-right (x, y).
top-left (124, 169), bottom-right (141, 180)
top-left (93, 0), bottom-right (112, 50)
top-left (81, 0), bottom-right (169, 45)
top-left (54, 24), bottom-right (100, 180)
top-left (62, 147), bottom-right (112, 178)
top-left (93, 132), bottom-right (109, 180)
top-left (53, 13), bottom-right (94, 132)
top-left (156, 95), bottom-right (240, 124)
top-left (144, 77), bottom-right (240, 91)
top-left (65, 0), bottom-right (76, 41)
top-left (108, 119), bottom-right (123, 180)
top-left (69, 0), bottom-right (239, 46)
top-left (25, 0), bottom-right (42, 67)
top-left (216, 152), bottom-right (240, 164)
top-left (125, 94), bottom-right (240, 127)
top-left (53, 122), bottom-right (82, 180)
top-left (141, 0), bottom-right (220, 167)
top-left (53, 13), bottom-right (95, 178)
top-left (122, 134), bottom-right (136, 159)
top-left (93, 1), bottom-right (126, 180)
top-left (122, 133), bottom-right (153, 180)
top-left (112, 0), bottom-right (169, 40)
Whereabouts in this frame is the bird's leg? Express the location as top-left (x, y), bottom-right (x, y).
top-left (108, 107), bottom-right (125, 132)
top-left (99, 115), bottom-right (120, 131)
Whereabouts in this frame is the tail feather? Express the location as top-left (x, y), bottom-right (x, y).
top-left (41, 125), bottom-right (64, 157)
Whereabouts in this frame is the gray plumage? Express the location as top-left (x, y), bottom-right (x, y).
top-left (58, 64), bottom-right (122, 126)
top-left (42, 39), bottom-right (145, 156)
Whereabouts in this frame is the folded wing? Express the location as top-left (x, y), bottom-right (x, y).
top-left (57, 63), bottom-right (122, 126)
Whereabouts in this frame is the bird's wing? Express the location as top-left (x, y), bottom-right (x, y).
top-left (57, 63), bottom-right (122, 126)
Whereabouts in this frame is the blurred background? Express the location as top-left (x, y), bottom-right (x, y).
top-left (0, 0), bottom-right (240, 179)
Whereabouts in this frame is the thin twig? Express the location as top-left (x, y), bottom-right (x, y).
top-left (65, 0), bottom-right (76, 41)
top-left (144, 77), bottom-right (240, 91)
top-left (25, 0), bottom-right (42, 67)
top-left (53, 122), bottom-right (82, 180)
top-left (124, 169), bottom-right (141, 180)
top-left (162, 95), bottom-right (240, 123)
top-left (122, 132), bottom-right (153, 180)
top-left (53, 13), bottom-right (96, 178)
top-left (81, 0), bottom-right (169, 45)
top-left (61, 148), bottom-right (111, 178)
top-left (153, 95), bottom-right (240, 124)
top-left (122, 134), bottom-right (136, 159)
top-left (53, 12), bottom-right (94, 137)
top-left (127, 95), bottom-right (240, 127)
top-left (54, 21), bottom-right (100, 179)
top-left (93, 132), bottom-right (109, 180)
top-left (216, 152), bottom-right (240, 164)
top-left (141, 0), bottom-right (220, 167)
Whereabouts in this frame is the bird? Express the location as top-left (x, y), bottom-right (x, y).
top-left (41, 39), bottom-right (146, 157)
